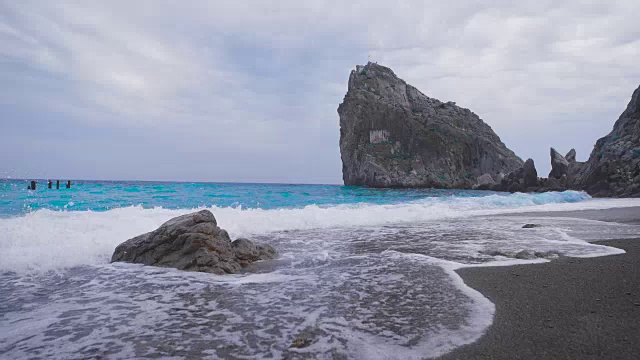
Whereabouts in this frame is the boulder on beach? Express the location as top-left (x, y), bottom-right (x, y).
top-left (111, 210), bottom-right (277, 274)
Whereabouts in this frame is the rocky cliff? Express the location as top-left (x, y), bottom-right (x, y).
top-left (492, 85), bottom-right (640, 197)
top-left (570, 85), bottom-right (640, 197)
top-left (338, 62), bottom-right (523, 188)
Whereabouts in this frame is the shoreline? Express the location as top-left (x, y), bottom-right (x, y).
top-left (506, 206), bottom-right (640, 225)
top-left (438, 207), bottom-right (640, 360)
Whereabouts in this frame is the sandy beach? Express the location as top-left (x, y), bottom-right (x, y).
top-left (440, 207), bottom-right (640, 360)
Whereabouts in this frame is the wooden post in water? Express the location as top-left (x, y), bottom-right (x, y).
top-left (66, 180), bottom-right (71, 189)
top-left (48, 180), bottom-right (52, 189)
top-left (30, 180), bottom-right (36, 190)
top-left (56, 180), bottom-right (60, 189)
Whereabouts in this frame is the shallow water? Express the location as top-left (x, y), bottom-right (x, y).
top-left (1, 180), bottom-right (640, 359)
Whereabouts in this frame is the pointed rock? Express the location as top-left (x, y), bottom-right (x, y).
top-left (523, 158), bottom-right (538, 187)
top-left (549, 148), bottom-right (570, 179)
top-left (565, 148), bottom-right (577, 163)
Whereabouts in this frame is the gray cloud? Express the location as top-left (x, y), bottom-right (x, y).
top-left (1, 1), bottom-right (639, 182)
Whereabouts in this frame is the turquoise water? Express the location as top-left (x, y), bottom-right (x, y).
top-left (1, 179), bottom-right (504, 216)
top-left (0, 179), bottom-right (592, 217)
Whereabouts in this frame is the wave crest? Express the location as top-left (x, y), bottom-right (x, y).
top-left (2, 191), bottom-right (640, 272)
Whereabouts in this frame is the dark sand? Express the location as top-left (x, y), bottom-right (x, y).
top-left (439, 208), bottom-right (640, 360)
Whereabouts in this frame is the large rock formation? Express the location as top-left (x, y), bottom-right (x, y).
top-left (571, 85), bottom-right (640, 197)
top-left (111, 210), bottom-right (277, 274)
top-left (338, 62), bottom-right (523, 188)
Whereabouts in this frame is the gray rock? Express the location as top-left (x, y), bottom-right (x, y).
top-left (523, 158), bottom-right (538, 187)
top-left (507, 182), bottom-right (524, 193)
top-left (544, 176), bottom-right (566, 191)
top-left (481, 249), bottom-right (559, 260)
top-left (549, 148), bottom-right (570, 179)
top-left (473, 173), bottom-right (497, 190)
top-left (534, 251), bottom-right (560, 259)
top-left (571, 85), bottom-right (640, 197)
top-left (338, 62), bottom-right (523, 188)
top-left (522, 224), bottom-right (541, 228)
top-left (515, 250), bottom-right (537, 260)
top-left (491, 158), bottom-right (545, 192)
top-left (232, 238), bottom-right (277, 267)
top-left (565, 148), bottom-right (577, 163)
top-left (111, 210), bottom-right (277, 274)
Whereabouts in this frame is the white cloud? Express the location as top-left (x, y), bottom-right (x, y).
top-left (1, 0), bottom-right (639, 180)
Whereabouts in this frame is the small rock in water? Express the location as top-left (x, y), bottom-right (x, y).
top-left (481, 249), bottom-right (559, 260)
top-left (111, 210), bottom-right (277, 274)
top-left (290, 326), bottom-right (320, 348)
top-left (534, 251), bottom-right (561, 259)
top-left (290, 337), bottom-right (312, 349)
top-left (522, 224), bottom-right (541, 228)
top-left (515, 250), bottom-right (537, 259)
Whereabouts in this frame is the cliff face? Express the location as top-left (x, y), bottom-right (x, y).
top-left (338, 62), bottom-right (523, 188)
top-left (572, 85), bottom-right (640, 197)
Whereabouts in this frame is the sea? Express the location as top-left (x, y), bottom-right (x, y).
top-left (1, 179), bottom-right (640, 359)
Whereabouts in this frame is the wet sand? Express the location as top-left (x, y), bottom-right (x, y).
top-left (510, 206), bottom-right (640, 224)
top-left (440, 207), bottom-right (640, 359)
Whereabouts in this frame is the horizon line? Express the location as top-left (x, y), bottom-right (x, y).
top-left (1, 177), bottom-right (344, 187)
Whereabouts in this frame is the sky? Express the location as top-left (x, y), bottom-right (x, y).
top-left (1, 1), bottom-right (639, 184)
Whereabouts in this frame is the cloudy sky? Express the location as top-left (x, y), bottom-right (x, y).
top-left (1, 1), bottom-right (639, 184)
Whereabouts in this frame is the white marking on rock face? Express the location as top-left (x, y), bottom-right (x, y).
top-left (370, 130), bottom-right (389, 144)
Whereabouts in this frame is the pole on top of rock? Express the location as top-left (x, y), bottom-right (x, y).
top-left (56, 180), bottom-right (60, 189)
top-left (66, 180), bottom-right (71, 189)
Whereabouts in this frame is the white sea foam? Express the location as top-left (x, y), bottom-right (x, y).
top-left (1, 191), bottom-right (639, 272)
top-left (0, 253), bottom-right (497, 359)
